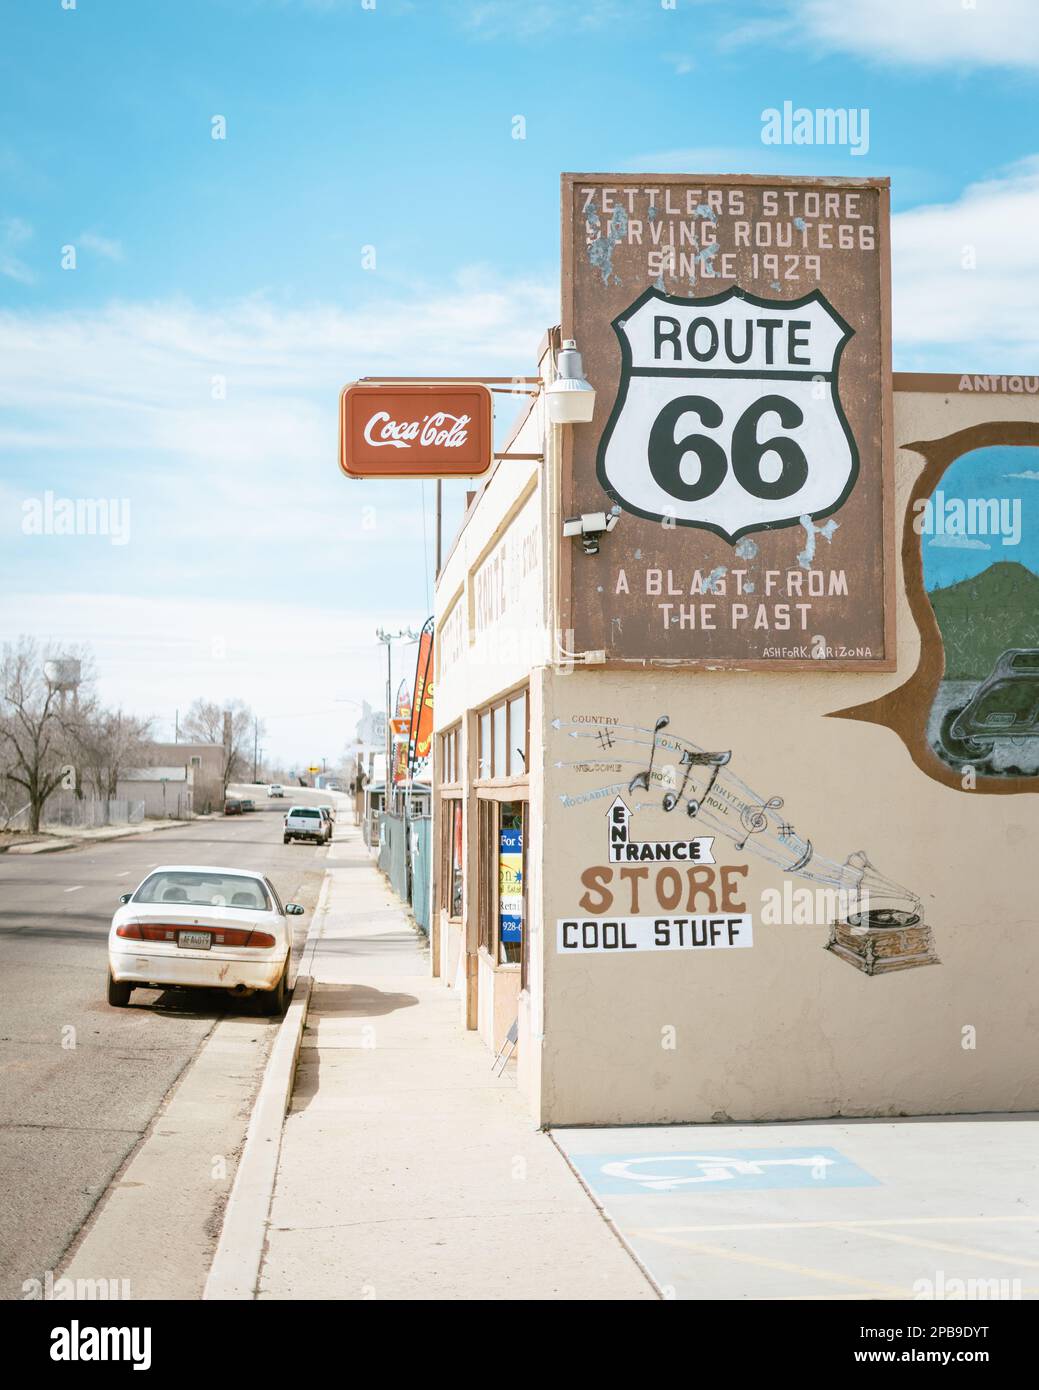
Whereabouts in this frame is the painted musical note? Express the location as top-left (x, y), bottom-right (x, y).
top-left (735, 795), bottom-right (784, 850)
top-left (662, 749), bottom-right (732, 817)
top-left (662, 749), bottom-right (694, 812)
top-left (628, 715), bottom-right (669, 793)
top-left (788, 839), bottom-right (814, 873)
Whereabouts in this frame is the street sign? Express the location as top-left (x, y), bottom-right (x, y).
top-left (339, 382), bottom-right (493, 479)
top-left (562, 173), bottom-right (894, 669)
top-left (308, 765), bottom-right (320, 773)
top-left (599, 286), bottom-right (857, 543)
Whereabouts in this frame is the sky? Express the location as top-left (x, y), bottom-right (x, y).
top-left (2, 0), bottom-right (1038, 764)
top-left (921, 445), bottom-right (1039, 590)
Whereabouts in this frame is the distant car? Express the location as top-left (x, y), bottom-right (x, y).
top-left (107, 864), bottom-right (305, 1014)
top-left (937, 648), bottom-right (1039, 775)
top-left (267, 784), bottom-right (285, 798)
top-left (240, 798), bottom-right (256, 812)
top-left (283, 806), bottom-right (328, 844)
top-left (224, 796), bottom-right (243, 815)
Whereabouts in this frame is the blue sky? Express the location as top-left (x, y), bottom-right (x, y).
top-left (922, 445), bottom-right (1039, 590)
top-left (2, 0), bottom-right (1038, 762)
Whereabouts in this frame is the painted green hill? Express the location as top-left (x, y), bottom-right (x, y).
top-left (929, 561), bottom-right (1039, 680)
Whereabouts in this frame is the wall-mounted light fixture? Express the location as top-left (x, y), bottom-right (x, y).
top-left (546, 339), bottom-right (596, 425)
top-left (562, 509), bottom-right (619, 555)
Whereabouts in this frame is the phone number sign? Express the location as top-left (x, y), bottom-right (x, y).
top-left (561, 174), bottom-right (895, 669)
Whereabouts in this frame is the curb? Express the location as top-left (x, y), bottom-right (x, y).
top-left (202, 871), bottom-right (330, 1301)
top-left (3, 818), bottom-right (198, 855)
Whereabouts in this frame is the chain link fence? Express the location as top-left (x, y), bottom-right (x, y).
top-left (4, 796), bottom-right (146, 831)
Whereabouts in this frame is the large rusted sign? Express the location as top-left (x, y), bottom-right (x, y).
top-left (561, 174), bottom-right (894, 669)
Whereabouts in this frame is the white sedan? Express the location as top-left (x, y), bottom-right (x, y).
top-left (107, 864), bottom-right (303, 1014)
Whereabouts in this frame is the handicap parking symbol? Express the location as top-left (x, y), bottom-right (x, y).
top-left (569, 1147), bottom-right (879, 1194)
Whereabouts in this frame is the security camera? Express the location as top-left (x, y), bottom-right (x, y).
top-left (562, 510), bottom-right (619, 555)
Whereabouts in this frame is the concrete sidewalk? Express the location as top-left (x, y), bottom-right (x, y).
top-left (258, 817), bottom-right (656, 1301)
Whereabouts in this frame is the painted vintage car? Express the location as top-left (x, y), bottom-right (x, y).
top-left (937, 648), bottom-right (1039, 775)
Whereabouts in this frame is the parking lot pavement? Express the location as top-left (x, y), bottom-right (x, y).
top-left (552, 1115), bottom-right (1039, 1301)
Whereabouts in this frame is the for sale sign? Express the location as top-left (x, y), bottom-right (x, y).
top-left (562, 174), bottom-right (894, 669)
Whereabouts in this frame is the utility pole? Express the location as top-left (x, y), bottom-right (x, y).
top-left (435, 479), bottom-right (442, 578)
top-left (252, 717), bottom-right (259, 783)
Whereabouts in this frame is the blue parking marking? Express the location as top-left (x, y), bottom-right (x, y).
top-left (569, 1147), bottom-right (879, 1194)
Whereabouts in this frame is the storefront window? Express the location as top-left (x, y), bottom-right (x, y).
top-left (476, 688), bottom-right (528, 781)
top-left (479, 711), bottom-right (491, 778)
top-left (497, 801), bottom-right (524, 965)
top-left (492, 703), bottom-right (507, 779)
top-left (439, 725), bottom-right (460, 784)
top-left (508, 692), bottom-right (527, 775)
top-left (449, 800), bottom-right (463, 918)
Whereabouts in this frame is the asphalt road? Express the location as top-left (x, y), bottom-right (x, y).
top-left (0, 786), bottom-right (334, 1301)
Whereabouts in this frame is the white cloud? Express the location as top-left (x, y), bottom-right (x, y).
top-left (927, 535), bottom-right (991, 549)
top-left (1007, 470), bottom-right (1039, 480)
top-left (0, 592), bottom-right (420, 763)
top-left (0, 268), bottom-right (554, 464)
top-left (78, 232), bottom-right (124, 262)
top-left (735, 0), bottom-right (1039, 71)
top-left (0, 270), bottom-right (552, 757)
top-left (891, 156), bottom-right (1039, 366)
top-left (0, 217), bottom-right (34, 284)
top-left (461, 0), bottom-right (630, 39)
top-left (620, 145), bottom-right (773, 172)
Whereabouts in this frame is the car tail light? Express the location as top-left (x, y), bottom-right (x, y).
top-left (116, 923), bottom-right (276, 948)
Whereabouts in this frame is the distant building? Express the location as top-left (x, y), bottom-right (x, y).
top-left (144, 741), bottom-right (224, 814)
top-left (118, 766), bottom-right (194, 819)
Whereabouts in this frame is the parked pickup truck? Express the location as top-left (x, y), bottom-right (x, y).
top-left (283, 806), bottom-right (329, 845)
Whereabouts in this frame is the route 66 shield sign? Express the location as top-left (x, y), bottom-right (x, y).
top-left (597, 285), bottom-right (859, 544)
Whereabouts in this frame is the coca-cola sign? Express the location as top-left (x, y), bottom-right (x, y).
top-left (340, 382), bottom-right (493, 478)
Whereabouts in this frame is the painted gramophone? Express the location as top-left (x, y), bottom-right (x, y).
top-left (620, 716), bottom-right (941, 978)
top-left (825, 854), bottom-right (939, 976)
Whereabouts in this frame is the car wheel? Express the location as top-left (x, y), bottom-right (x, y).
top-left (938, 708), bottom-right (987, 764)
top-left (107, 971), bottom-right (132, 1008)
top-left (283, 835), bottom-right (290, 844)
top-left (259, 962), bottom-right (290, 1016)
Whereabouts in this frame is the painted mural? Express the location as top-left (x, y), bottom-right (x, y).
top-left (921, 446), bottom-right (1039, 779)
top-left (833, 421), bottom-right (1039, 794)
top-left (553, 714), bottom-right (938, 976)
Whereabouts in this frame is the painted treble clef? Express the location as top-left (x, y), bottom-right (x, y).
top-left (735, 795), bottom-right (784, 850)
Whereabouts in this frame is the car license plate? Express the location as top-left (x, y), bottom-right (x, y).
top-left (178, 930), bottom-right (211, 950)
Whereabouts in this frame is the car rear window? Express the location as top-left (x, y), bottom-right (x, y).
top-left (291, 808), bottom-right (320, 818)
top-left (133, 871), bottom-right (271, 910)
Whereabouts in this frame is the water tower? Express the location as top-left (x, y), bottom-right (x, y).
top-left (44, 657), bottom-right (82, 711)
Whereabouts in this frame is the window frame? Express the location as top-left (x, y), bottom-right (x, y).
top-left (439, 794), bottom-right (464, 922)
top-left (474, 683), bottom-right (529, 788)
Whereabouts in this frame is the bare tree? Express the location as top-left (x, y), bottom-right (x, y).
top-left (181, 698), bottom-right (258, 795)
top-left (0, 638), bottom-right (84, 832)
top-left (72, 707), bottom-right (154, 800)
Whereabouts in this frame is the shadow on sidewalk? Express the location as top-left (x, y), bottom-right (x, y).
top-left (310, 983), bottom-right (419, 1018)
